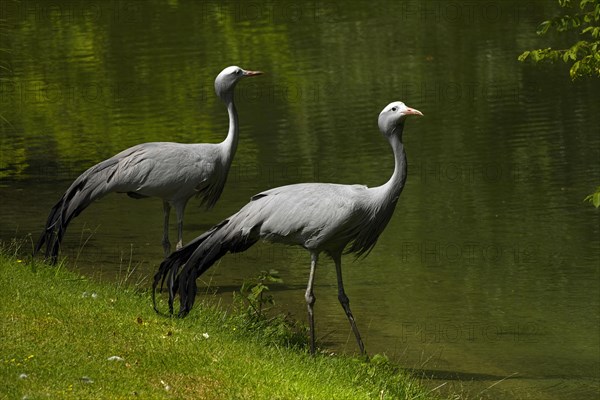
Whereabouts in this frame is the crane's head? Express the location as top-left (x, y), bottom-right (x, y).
top-left (378, 101), bottom-right (423, 138)
top-left (215, 66), bottom-right (263, 101)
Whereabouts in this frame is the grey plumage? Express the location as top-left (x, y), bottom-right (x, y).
top-left (34, 66), bottom-right (262, 264)
top-left (153, 101), bottom-right (423, 355)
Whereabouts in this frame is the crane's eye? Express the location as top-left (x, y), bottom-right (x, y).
top-left (391, 107), bottom-right (398, 112)
top-left (236, 69), bottom-right (242, 75)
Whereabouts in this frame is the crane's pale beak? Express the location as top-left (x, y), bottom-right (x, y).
top-left (243, 70), bottom-right (263, 77)
top-left (405, 107), bottom-right (423, 116)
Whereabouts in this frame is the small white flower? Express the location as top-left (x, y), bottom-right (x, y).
top-left (160, 380), bottom-right (171, 391)
top-left (202, 333), bottom-right (210, 339)
top-left (91, 293), bottom-right (98, 299)
top-left (18, 373), bottom-right (28, 379)
top-left (107, 356), bottom-right (124, 362)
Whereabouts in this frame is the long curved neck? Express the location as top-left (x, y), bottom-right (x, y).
top-left (376, 124), bottom-right (407, 205)
top-left (220, 97), bottom-right (239, 164)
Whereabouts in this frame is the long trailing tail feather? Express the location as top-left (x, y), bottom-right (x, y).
top-left (33, 194), bottom-right (66, 262)
top-left (33, 163), bottom-right (113, 264)
top-left (152, 217), bottom-right (259, 317)
top-left (152, 221), bottom-right (228, 315)
top-left (33, 180), bottom-right (88, 264)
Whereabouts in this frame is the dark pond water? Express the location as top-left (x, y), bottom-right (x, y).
top-left (1, 1), bottom-right (599, 398)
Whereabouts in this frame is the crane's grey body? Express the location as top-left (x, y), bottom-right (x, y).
top-left (34, 66), bottom-right (262, 263)
top-left (225, 180), bottom-right (402, 256)
top-left (80, 142), bottom-right (228, 206)
top-left (153, 101), bottom-right (423, 355)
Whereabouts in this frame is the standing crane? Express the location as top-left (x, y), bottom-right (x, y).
top-left (153, 101), bottom-right (423, 355)
top-left (35, 66), bottom-right (262, 264)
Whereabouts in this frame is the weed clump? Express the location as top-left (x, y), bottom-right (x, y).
top-left (232, 269), bottom-right (309, 350)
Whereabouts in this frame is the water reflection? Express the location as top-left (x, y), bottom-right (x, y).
top-left (1, 1), bottom-right (599, 399)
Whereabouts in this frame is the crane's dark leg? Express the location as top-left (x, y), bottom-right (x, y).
top-left (162, 201), bottom-right (171, 256)
top-left (305, 252), bottom-right (318, 355)
top-left (333, 255), bottom-right (366, 355)
top-left (174, 202), bottom-right (186, 250)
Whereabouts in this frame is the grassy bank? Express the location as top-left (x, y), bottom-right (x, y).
top-left (0, 250), bottom-right (443, 399)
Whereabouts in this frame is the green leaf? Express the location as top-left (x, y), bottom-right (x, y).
top-left (518, 51), bottom-right (530, 61)
top-left (570, 61), bottom-right (581, 78)
top-left (537, 20), bottom-right (552, 35)
top-left (584, 186), bottom-right (600, 208)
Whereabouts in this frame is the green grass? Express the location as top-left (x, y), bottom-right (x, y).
top-left (0, 247), bottom-right (444, 399)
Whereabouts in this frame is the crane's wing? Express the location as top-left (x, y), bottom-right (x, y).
top-left (226, 183), bottom-right (375, 252)
top-left (101, 143), bottom-right (221, 200)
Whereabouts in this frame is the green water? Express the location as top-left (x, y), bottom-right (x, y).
top-left (1, 1), bottom-right (599, 398)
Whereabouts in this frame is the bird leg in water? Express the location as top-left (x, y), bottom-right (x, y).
top-left (175, 203), bottom-right (185, 250)
top-left (162, 201), bottom-right (172, 256)
top-left (305, 252), bottom-right (318, 354)
top-left (334, 255), bottom-right (366, 356)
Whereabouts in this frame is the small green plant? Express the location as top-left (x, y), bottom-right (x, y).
top-left (233, 270), bottom-right (308, 349)
top-left (234, 269), bottom-right (283, 320)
